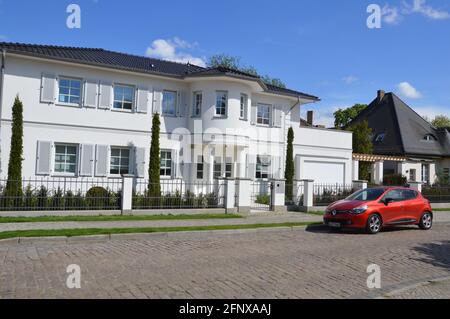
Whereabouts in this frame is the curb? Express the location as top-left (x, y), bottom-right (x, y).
top-left (0, 225), bottom-right (310, 245)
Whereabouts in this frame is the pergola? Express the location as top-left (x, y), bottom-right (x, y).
top-left (352, 153), bottom-right (407, 184)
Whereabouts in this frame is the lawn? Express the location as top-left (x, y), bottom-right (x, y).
top-left (0, 213), bottom-right (242, 224)
top-left (433, 208), bottom-right (450, 212)
top-left (0, 222), bottom-right (319, 240)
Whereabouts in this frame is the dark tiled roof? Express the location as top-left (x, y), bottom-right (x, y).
top-left (349, 92), bottom-right (450, 157)
top-left (0, 42), bottom-right (319, 101)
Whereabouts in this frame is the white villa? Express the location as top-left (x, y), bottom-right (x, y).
top-left (0, 43), bottom-right (353, 188)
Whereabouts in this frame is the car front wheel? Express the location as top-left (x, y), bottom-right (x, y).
top-left (419, 212), bottom-right (433, 230)
top-left (366, 214), bottom-right (382, 234)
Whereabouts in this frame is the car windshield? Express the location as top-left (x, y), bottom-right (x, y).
top-left (346, 188), bottom-right (385, 201)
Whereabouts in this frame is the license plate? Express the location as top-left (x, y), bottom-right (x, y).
top-left (328, 222), bottom-right (341, 228)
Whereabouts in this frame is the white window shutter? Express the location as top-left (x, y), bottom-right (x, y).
top-left (251, 103), bottom-right (257, 125)
top-left (272, 106), bottom-right (282, 127)
top-left (136, 86), bottom-right (149, 113)
top-left (99, 81), bottom-right (112, 109)
top-left (152, 87), bottom-right (162, 114)
top-left (36, 141), bottom-right (52, 175)
top-left (95, 145), bottom-right (109, 177)
top-left (171, 149), bottom-right (177, 178)
top-left (83, 79), bottom-right (98, 108)
top-left (247, 154), bottom-right (256, 179)
top-left (40, 73), bottom-right (56, 104)
top-left (134, 147), bottom-right (146, 178)
top-left (177, 91), bottom-right (187, 117)
top-left (79, 144), bottom-right (95, 176)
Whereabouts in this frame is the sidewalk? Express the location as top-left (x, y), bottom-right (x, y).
top-left (0, 212), bottom-right (322, 232)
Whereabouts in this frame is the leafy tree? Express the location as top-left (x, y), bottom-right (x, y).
top-left (334, 104), bottom-right (367, 129)
top-left (348, 120), bottom-right (373, 180)
top-left (148, 113), bottom-right (161, 198)
top-left (431, 115), bottom-right (450, 128)
top-left (284, 127), bottom-right (295, 200)
top-left (4, 96), bottom-right (24, 206)
top-left (207, 54), bottom-right (286, 88)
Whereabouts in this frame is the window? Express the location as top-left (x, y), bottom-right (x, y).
top-left (409, 169), bottom-right (417, 182)
top-left (54, 144), bottom-right (78, 174)
top-left (215, 91), bottom-right (227, 117)
top-left (374, 133), bottom-right (385, 143)
top-left (110, 147), bottom-right (130, 175)
top-left (422, 164), bottom-right (430, 184)
top-left (346, 188), bottom-right (385, 201)
top-left (160, 150), bottom-right (172, 177)
top-left (240, 94), bottom-right (248, 120)
top-left (424, 134), bottom-right (437, 141)
top-left (162, 90), bottom-right (177, 116)
top-left (225, 158), bottom-right (233, 178)
top-left (257, 104), bottom-right (271, 125)
top-left (256, 155), bottom-right (270, 179)
top-left (196, 156), bottom-right (204, 179)
top-left (113, 85), bottom-right (134, 111)
top-left (403, 190), bottom-right (418, 200)
top-left (382, 189), bottom-right (403, 202)
top-left (58, 77), bottom-right (81, 105)
top-left (193, 92), bottom-right (202, 117)
top-left (213, 158), bottom-right (222, 178)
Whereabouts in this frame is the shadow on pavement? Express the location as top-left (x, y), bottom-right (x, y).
top-left (413, 241), bottom-right (450, 271)
top-left (305, 223), bottom-right (421, 235)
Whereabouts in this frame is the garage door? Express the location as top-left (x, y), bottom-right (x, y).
top-left (302, 161), bottom-right (345, 184)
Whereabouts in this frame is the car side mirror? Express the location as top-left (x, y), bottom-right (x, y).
top-left (383, 198), bottom-right (394, 206)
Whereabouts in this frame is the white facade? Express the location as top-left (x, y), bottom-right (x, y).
top-left (0, 54), bottom-right (353, 185)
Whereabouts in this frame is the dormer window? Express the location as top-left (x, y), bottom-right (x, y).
top-left (374, 133), bottom-right (385, 143)
top-left (423, 134), bottom-right (437, 141)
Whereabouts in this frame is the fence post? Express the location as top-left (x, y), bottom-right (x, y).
top-left (271, 179), bottom-right (286, 212)
top-left (409, 181), bottom-right (423, 193)
top-left (224, 178), bottom-right (237, 213)
top-left (121, 174), bottom-right (134, 215)
top-left (302, 179), bottom-right (314, 212)
top-left (353, 180), bottom-right (368, 191)
top-left (294, 180), bottom-right (304, 206)
top-left (236, 178), bottom-right (251, 214)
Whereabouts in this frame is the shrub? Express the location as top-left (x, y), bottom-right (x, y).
top-left (383, 174), bottom-right (407, 186)
top-left (255, 194), bottom-right (270, 205)
top-left (86, 186), bottom-right (109, 209)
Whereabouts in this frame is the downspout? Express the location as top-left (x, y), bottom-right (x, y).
top-left (0, 49), bottom-right (5, 175)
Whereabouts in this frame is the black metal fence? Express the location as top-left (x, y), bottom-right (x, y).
top-left (251, 181), bottom-right (272, 211)
top-left (422, 185), bottom-right (450, 203)
top-left (0, 177), bottom-right (122, 211)
top-left (313, 183), bottom-right (355, 206)
top-left (132, 179), bottom-right (225, 209)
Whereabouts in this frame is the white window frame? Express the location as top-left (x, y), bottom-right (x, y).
top-left (57, 76), bottom-right (82, 107)
top-left (256, 155), bottom-right (271, 179)
top-left (113, 84), bottom-right (135, 112)
top-left (215, 91), bottom-right (228, 117)
top-left (109, 147), bottom-right (131, 176)
top-left (225, 158), bottom-right (233, 178)
top-left (53, 143), bottom-right (79, 176)
top-left (162, 90), bottom-right (177, 117)
top-left (213, 158), bottom-right (222, 178)
top-left (257, 103), bottom-right (271, 126)
top-left (160, 150), bottom-right (173, 177)
top-left (240, 93), bottom-right (248, 120)
top-left (196, 156), bottom-right (204, 180)
top-left (421, 164), bottom-right (430, 184)
top-left (192, 91), bottom-right (202, 118)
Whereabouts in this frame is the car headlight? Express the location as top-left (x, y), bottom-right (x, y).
top-left (351, 205), bottom-right (368, 215)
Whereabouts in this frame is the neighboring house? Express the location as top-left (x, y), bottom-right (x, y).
top-left (349, 90), bottom-right (450, 185)
top-left (0, 42), bottom-right (353, 186)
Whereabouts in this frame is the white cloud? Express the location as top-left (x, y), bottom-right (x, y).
top-left (0, 35), bottom-right (6, 41)
top-left (406, 0), bottom-right (450, 20)
top-left (411, 105), bottom-right (447, 120)
top-left (382, 5), bottom-right (402, 24)
top-left (397, 82), bottom-right (423, 99)
top-left (145, 38), bottom-right (206, 67)
top-left (342, 75), bottom-right (358, 84)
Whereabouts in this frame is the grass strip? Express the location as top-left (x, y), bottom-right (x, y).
top-left (433, 208), bottom-right (450, 212)
top-left (0, 213), bottom-right (242, 224)
top-left (0, 222), bottom-right (319, 240)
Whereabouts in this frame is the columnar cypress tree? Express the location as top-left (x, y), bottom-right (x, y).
top-left (284, 127), bottom-right (295, 200)
top-left (4, 96), bottom-right (24, 206)
top-left (148, 113), bottom-right (161, 198)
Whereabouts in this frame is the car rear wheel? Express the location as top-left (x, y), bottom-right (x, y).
top-left (366, 214), bottom-right (382, 234)
top-left (419, 212), bottom-right (433, 230)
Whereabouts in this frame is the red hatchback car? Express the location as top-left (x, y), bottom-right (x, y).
top-left (324, 187), bottom-right (433, 234)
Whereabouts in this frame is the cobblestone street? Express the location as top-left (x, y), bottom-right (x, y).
top-left (1, 223), bottom-right (449, 299)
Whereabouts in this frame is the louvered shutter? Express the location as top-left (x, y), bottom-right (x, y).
top-left (136, 86), bottom-right (149, 113)
top-left (83, 79), bottom-right (98, 108)
top-left (95, 145), bottom-right (109, 177)
top-left (272, 156), bottom-right (281, 179)
top-left (134, 147), bottom-right (146, 178)
top-left (272, 106), bottom-right (282, 127)
top-left (40, 73), bottom-right (56, 103)
top-left (251, 102), bottom-right (257, 125)
top-left (79, 144), bottom-right (95, 176)
top-left (247, 154), bottom-right (256, 179)
top-left (152, 87), bottom-right (162, 114)
top-left (177, 91), bottom-right (187, 117)
top-left (99, 81), bottom-right (112, 109)
top-left (171, 149), bottom-right (178, 178)
top-left (36, 141), bottom-right (52, 175)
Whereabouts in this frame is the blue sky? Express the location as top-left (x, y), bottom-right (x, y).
top-left (0, 0), bottom-right (449, 126)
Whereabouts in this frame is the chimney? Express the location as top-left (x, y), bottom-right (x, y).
top-left (307, 110), bottom-right (314, 126)
top-left (377, 90), bottom-right (385, 102)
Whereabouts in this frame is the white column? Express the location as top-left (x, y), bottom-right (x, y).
top-left (302, 179), bottom-right (314, 210)
top-left (372, 161), bottom-right (384, 185)
top-left (224, 178), bottom-right (236, 213)
top-left (429, 163), bottom-right (437, 185)
top-left (239, 148), bottom-right (247, 178)
top-left (271, 179), bottom-right (286, 212)
top-left (237, 178), bottom-right (251, 213)
top-left (121, 174), bottom-right (134, 214)
top-left (352, 160), bottom-right (359, 181)
top-left (353, 180), bottom-right (368, 191)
